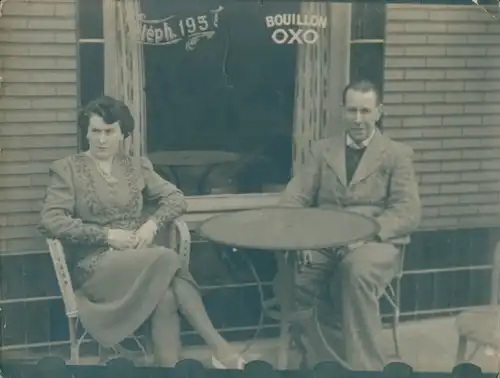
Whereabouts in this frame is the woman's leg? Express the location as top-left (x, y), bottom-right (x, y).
top-left (151, 288), bottom-right (181, 367)
top-left (171, 277), bottom-right (240, 366)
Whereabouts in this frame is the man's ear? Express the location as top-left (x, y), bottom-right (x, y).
top-left (376, 103), bottom-right (384, 122)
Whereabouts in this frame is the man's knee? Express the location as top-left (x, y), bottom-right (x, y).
top-left (339, 255), bottom-right (372, 284)
top-left (338, 242), bottom-right (398, 284)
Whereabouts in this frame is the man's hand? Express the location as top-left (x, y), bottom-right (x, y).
top-left (134, 220), bottom-right (158, 249)
top-left (107, 229), bottom-right (138, 250)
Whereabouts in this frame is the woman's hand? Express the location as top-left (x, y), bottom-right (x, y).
top-left (134, 220), bottom-right (158, 249)
top-left (107, 229), bottom-right (138, 250)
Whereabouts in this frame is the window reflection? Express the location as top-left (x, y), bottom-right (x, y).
top-left (142, 1), bottom-right (299, 195)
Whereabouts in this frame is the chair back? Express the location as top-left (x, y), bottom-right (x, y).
top-left (47, 238), bottom-right (79, 318)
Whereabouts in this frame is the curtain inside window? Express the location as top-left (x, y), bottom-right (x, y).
top-left (292, 3), bottom-right (350, 173)
top-left (103, 0), bottom-right (146, 157)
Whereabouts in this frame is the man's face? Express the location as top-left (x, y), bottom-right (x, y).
top-left (342, 88), bottom-right (382, 143)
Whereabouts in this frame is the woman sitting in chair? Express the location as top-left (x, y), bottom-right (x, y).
top-left (38, 95), bottom-right (245, 369)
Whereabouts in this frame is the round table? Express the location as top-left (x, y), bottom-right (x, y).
top-left (199, 207), bottom-right (379, 369)
top-left (148, 150), bottom-right (240, 195)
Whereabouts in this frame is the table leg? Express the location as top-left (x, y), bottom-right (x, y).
top-left (276, 251), bottom-right (296, 370)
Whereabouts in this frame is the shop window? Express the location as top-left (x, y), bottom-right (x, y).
top-left (141, 0), bottom-right (299, 195)
top-left (75, 0), bottom-right (344, 197)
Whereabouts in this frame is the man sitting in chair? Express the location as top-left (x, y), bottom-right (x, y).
top-left (276, 80), bottom-right (421, 370)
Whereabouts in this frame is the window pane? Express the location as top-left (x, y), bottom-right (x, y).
top-left (78, 43), bottom-right (104, 151)
top-left (78, 0), bottom-right (103, 39)
top-left (350, 42), bottom-right (385, 99)
top-left (142, 1), bottom-right (300, 195)
top-left (351, 2), bottom-right (386, 41)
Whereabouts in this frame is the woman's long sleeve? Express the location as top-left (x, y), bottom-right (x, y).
top-left (141, 157), bottom-right (188, 228)
top-left (38, 158), bottom-right (109, 245)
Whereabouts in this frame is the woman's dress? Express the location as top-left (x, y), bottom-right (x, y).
top-left (38, 152), bottom-right (192, 347)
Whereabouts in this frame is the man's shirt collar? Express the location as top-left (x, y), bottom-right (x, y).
top-left (346, 128), bottom-right (376, 150)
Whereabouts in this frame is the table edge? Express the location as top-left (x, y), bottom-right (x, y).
top-left (197, 207), bottom-right (381, 251)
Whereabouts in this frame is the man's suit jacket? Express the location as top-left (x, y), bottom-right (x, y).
top-left (279, 130), bottom-right (421, 244)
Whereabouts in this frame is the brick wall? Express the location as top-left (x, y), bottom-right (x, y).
top-left (0, 0), bottom-right (78, 254)
top-left (383, 5), bottom-right (500, 230)
top-left (0, 2), bottom-right (497, 252)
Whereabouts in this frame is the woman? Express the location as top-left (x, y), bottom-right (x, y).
top-left (38, 95), bottom-right (245, 368)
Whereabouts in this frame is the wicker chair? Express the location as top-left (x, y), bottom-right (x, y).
top-left (47, 218), bottom-right (191, 365)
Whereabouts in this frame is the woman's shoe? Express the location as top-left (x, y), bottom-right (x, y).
top-left (212, 355), bottom-right (246, 369)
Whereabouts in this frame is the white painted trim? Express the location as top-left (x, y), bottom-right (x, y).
top-left (78, 38), bottom-right (105, 43)
top-left (350, 39), bottom-right (385, 44)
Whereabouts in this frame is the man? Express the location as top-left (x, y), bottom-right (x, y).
top-left (276, 80), bottom-right (421, 370)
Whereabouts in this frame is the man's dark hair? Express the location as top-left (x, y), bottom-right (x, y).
top-left (342, 80), bottom-right (382, 106)
top-left (77, 95), bottom-right (135, 138)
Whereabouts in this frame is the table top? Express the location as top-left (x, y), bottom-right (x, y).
top-left (199, 207), bottom-right (380, 251)
top-left (148, 150), bottom-right (240, 167)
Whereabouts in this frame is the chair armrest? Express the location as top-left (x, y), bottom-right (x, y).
top-left (168, 219), bottom-right (191, 271)
top-left (46, 238), bottom-right (78, 318)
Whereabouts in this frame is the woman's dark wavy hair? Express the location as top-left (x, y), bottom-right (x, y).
top-left (77, 95), bottom-right (135, 138)
top-left (341, 79), bottom-right (384, 131)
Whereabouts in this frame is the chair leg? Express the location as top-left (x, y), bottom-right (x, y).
top-left (392, 310), bottom-right (400, 358)
top-left (455, 335), bottom-right (468, 365)
top-left (68, 319), bottom-right (79, 364)
top-left (383, 285), bottom-right (401, 358)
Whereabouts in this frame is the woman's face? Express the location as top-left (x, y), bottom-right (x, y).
top-left (86, 114), bottom-right (124, 160)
